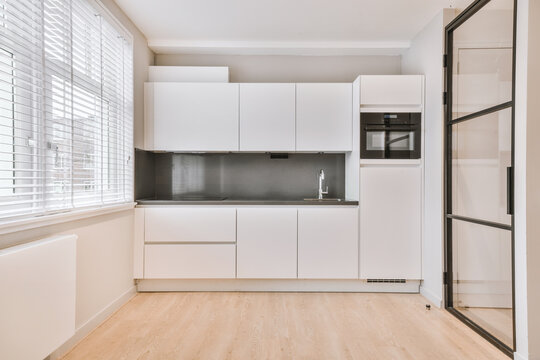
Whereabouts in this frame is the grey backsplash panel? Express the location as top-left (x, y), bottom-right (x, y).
top-left (136, 151), bottom-right (345, 200)
top-left (134, 149), bottom-right (156, 199)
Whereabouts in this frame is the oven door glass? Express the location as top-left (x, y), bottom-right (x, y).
top-left (365, 131), bottom-right (415, 152)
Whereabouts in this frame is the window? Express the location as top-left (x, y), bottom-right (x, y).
top-left (0, 0), bottom-right (133, 221)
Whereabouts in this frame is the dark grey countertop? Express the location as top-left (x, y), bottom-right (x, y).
top-left (136, 199), bottom-right (358, 206)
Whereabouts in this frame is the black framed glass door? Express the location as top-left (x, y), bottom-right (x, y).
top-left (444, 0), bottom-right (516, 357)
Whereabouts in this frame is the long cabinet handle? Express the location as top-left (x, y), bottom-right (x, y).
top-left (507, 166), bottom-right (514, 215)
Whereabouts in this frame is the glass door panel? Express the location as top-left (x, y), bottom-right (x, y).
top-left (452, 219), bottom-right (513, 348)
top-left (451, 108), bottom-right (512, 225)
top-left (451, 0), bottom-right (514, 119)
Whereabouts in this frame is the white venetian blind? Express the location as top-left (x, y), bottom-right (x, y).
top-left (0, 0), bottom-right (133, 221)
top-left (0, 0), bottom-right (45, 218)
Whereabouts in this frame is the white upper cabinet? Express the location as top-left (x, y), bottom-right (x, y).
top-left (298, 207), bottom-right (358, 279)
top-left (360, 75), bottom-right (423, 106)
top-left (145, 82), bottom-right (239, 151)
top-left (360, 166), bottom-right (422, 279)
top-left (239, 84), bottom-right (296, 151)
top-left (296, 83), bottom-right (353, 152)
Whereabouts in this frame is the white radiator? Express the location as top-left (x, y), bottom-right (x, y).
top-left (0, 234), bottom-right (77, 360)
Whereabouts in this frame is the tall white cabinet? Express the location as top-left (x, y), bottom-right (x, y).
top-left (357, 74), bottom-right (424, 281)
top-left (296, 83), bottom-right (353, 152)
top-left (145, 82), bottom-right (239, 151)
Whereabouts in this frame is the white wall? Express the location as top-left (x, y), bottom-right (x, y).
top-left (401, 9), bottom-right (454, 307)
top-left (0, 211), bottom-right (134, 326)
top-left (515, 0), bottom-right (540, 358)
top-left (155, 54), bottom-right (401, 82)
top-left (0, 210), bottom-right (135, 359)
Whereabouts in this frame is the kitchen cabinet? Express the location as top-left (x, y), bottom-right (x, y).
top-left (144, 244), bottom-right (236, 278)
top-left (236, 208), bottom-right (297, 279)
top-left (296, 83), bottom-right (353, 152)
top-left (145, 82), bottom-right (239, 151)
top-left (360, 75), bottom-right (423, 106)
top-left (145, 208), bottom-right (236, 243)
top-left (239, 84), bottom-right (296, 151)
top-left (298, 207), bottom-right (358, 279)
top-left (360, 166), bottom-right (422, 279)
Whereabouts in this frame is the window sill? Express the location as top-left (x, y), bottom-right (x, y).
top-left (0, 202), bottom-right (136, 236)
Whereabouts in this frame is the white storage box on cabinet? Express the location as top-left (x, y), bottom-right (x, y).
top-left (144, 244), bottom-right (236, 279)
top-left (239, 84), bottom-right (296, 151)
top-left (144, 82), bottom-right (239, 151)
top-left (360, 166), bottom-right (422, 279)
top-left (360, 75), bottom-right (423, 106)
top-left (296, 83), bottom-right (353, 152)
top-left (298, 207), bottom-right (358, 279)
top-left (144, 208), bottom-right (236, 243)
top-left (237, 208), bottom-right (297, 278)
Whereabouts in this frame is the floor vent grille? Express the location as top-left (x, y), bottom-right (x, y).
top-left (367, 279), bottom-right (406, 283)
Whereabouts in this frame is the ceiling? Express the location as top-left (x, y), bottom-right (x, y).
top-left (114, 0), bottom-right (473, 55)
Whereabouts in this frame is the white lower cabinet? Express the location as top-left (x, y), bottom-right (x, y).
top-left (140, 206), bottom-right (362, 281)
top-left (144, 244), bottom-right (236, 279)
top-left (236, 208), bottom-right (297, 279)
top-left (298, 208), bottom-right (359, 279)
top-left (360, 166), bottom-right (422, 279)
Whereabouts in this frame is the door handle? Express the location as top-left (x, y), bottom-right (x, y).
top-left (507, 166), bottom-right (513, 215)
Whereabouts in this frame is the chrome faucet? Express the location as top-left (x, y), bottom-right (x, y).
top-left (318, 169), bottom-right (329, 200)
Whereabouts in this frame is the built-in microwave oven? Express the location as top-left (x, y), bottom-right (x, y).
top-left (360, 112), bottom-right (421, 159)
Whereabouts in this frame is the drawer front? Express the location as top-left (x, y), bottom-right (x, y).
top-left (145, 208), bottom-right (236, 243)
top-left (144, 244), bottom-right (236, 279)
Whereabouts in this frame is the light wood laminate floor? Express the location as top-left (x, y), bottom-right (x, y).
top-left (61, 292), bottom-right (508, 360)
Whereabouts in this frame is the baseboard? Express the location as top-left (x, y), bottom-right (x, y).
top-left (137, 279), bottom-right (421, 293)
top-left (49, 285), bottom-right (136, 360)
top-left (420, 285), bottom-right (443, 308)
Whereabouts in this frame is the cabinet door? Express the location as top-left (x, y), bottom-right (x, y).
top-left (237, 208), bottom-right (297, 278)
top-left (298, 208), bottom-right (358, 279)
top-left (145, 208), bottom-right (236, 243)
top-left (144, 244), bottom-right (236, 279)
top-left (296, 83), bottom-right (353, 151)
top-left (360, 75), bottom-right (423, 106)
top-left (239, 84), bottom-right (296, 151)
top-left (360, 166), bottom-right (422, 279)
top-left (152, 83), bottom-right (239, 151)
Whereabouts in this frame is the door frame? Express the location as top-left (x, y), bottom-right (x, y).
top-left (443, 0), bottom-right (517, 357)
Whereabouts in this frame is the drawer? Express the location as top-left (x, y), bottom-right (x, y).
top-left (144, 244), bottom-right (236, 279)
top-left (144, 208), bottom-right (236, 243)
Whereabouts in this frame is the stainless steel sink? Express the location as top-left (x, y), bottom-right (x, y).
top-left (303, 198), bottom-right (343, 202)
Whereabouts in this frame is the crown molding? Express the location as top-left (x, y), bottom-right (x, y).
top-left (148, 40), bottom-right (411, 56)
